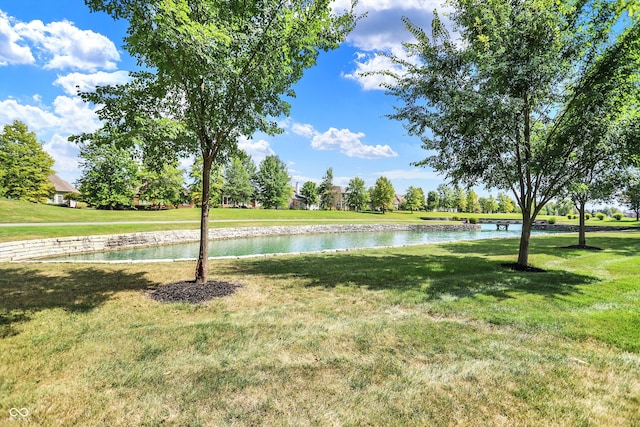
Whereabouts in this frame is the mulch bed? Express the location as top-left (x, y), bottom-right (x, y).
top-left (148, 280), bottom-right (242, 304)
top-left (500, 263), bottom-right (547, 273)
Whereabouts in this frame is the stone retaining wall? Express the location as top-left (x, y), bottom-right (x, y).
top-left (0, 223), bottom-right (480, 262)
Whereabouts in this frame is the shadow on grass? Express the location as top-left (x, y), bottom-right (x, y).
top-left (439, 232), bottom-right (640, 260)
top-left (225, 250), bottom-right (599, 303)
top-left (0, 266), bottom-right (155, 337)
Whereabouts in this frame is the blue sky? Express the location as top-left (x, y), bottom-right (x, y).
top-left (0, 0), bottom-right (457, 196)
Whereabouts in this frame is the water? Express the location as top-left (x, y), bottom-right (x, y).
top-left (51, 224), bottom-right (543, 262)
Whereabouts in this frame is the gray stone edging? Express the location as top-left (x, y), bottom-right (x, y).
top-left (0, 223), bottom-right (480, 262)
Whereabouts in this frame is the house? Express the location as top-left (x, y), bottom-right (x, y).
top-left (394, 194), bottom-right (405, 211)
top-left (48, 174), bottom-right (79, 207)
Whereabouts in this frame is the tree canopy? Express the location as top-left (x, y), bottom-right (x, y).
top-left (224, 156), bottom-right (254, 207)
top-left (386, 0), bottom-right (640, 267)
top-left (75, 0), bottom-right (357, 283)
top-left (345, 176), bottom-right (369, 211)
top-left (77, 142), bottom-right (140, 209)
top-left (0, 121), bottom-right (54, 203)
top-left (318, 167), bottom-right (337, 210)
top-left (370, 176), bottom-right (395, 213)
top-left (139, 162), bottom-right (185, 208)
top-left (300, 181), bottom-right (319, 209)
top-left (255, 155), bottom-right (292, 209)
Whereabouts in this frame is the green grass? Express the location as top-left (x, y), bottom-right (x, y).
top-left (2, 198), bottom-right (637, 243)
top-left (0, 198), bottom-right (433, 242)
top-left (1, 232), bottom-right (639, 425)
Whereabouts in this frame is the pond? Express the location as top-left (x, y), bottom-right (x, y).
top-left (50, 224), bottom-right (547, 262)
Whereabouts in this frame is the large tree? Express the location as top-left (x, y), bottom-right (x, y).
top-left (224, 156), bottom-right (254, 207)
top-left (77, 142), bottom-right (140, 209)
top-left (436, 184), bottom-right (455, 212)
top-left (318, 167), bottom-right (338, 210)
top-left (138, 162), bottom-right (185, 208)
top-left (255, 155), bottom-right (292, 209)
top-left (345, 176), bottom-right (369, 211)
top-left (370, 176), bottom-right (395, 213)
top-left (300, 181), bottom-right (319, 209)
top-left (403, 185), bottom-right (424, 212)
top-left (621, 170), bottom-right (640, 221)
top-left (75, 0), bottom-right (356, 283)
top-left (426, 190), bottom-right (439, 212)
top-left (386, 0), bottom-right (639, 268)
top-left (0, 121), bottom-right (54, 203)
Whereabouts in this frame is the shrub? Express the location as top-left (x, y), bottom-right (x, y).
top-left (468, 217), bottom-right (478, 224)
top-left (452, 215), bottom-right (460, 221)
top-left (596, 213), bottom-right (606, 220)
top-left (75, 202), bottom-right (88, 209)
top-left (548, 217), bottom-right (556, 224)
top-left (613, 213), bottom-right (623, 221)
top-left (585, 213), bottom-right (591, 220)
top-left (567, 214), bottom-right (573, 220)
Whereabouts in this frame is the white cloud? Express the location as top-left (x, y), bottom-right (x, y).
top-left (0, 96), bottom-right (101, 183)
top-left (291, 122), bottom-right (317, 138)
top-left (0, 11), bottom-right (34, 66)
top-left (336, 0), bottom-right (453, 90)
top-left (373, 168), bottom-right (440, 181)
top-left (238, 137), bottom-right (275, 164)
top-left (14, 17), bottom-right (120, 71)
top-left (311, 127), bottom-right (398, 159)
top-left (342, 53), bottom-right (401, 90)
top-left (332, 0), bottom-right (446, 13)
top-left (51, 96), bottom-right (101, 134)
top-left (0, 98), bottom-right (61, 130)
top-left (43, 133), bottom-right (81, 182)
top-left (54, 71), bottom-right (130, 95)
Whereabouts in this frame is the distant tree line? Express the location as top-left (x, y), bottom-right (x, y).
top-left (2, 120), bottom-right (639, 223)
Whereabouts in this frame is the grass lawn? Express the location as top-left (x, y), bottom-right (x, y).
top-left (1, 198), bottom-right (638, 243)
top-left (1, 232), bottom-right (639, 425)
top-left (0, 199), bottom-right (434, 242)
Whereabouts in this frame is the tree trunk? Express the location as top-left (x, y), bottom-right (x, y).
top-left (517, 214), bottom-right (533, 267)
top-left (195, 153), bottom-right (213, 285)
top-left (578, 202), bottom-right (587, 247)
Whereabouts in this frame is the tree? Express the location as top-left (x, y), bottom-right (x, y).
top-left (370, 176), bottom-right (395, 213)
top-left (403, 186), bottom-right (423, 212)
top-left (385, 1), bottom-right (640, 268)
top-left (0, 120), bottom-right (54, 203)
top-left (345, 177), bottom-right (369, 211)
top-left (621, 171), bottom-right (640, 221)
top-left (436, 184), bottom-right (455, 212)
top-left (138, 162), bottom-right (185, 208)
top-left (189, 157), bottom-right (224, 207)
top-left (562, 65), bottom-right (636, 246)
top-left (255, 155), bottom-right (292, 209)
top-left (75, 0), bottom-right (357, 283)
top-left (300, 181), bottom-right (319, 209)
top-left (466, 189), bottom-right (480, 213)
top-left (481, 195), bottom-right (498, 214)
top-left (426, 190), bottom-right (439, 212)
top-left (454, 186), bottom-right (467, 213)
top-left (224, 156), bottom-right (254, 207)
top-left (497, 192), bottom-right (515, 214)
top-left (318, 168), bottom-right (337, 210)
top-left (77, 142), bottom-right (140, 209)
